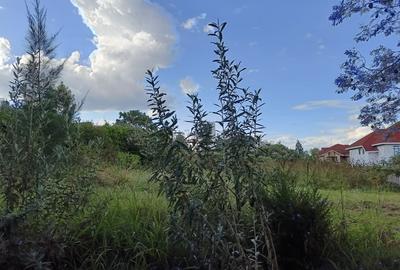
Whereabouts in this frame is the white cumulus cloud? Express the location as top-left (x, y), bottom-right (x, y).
top-left (0, 1), bottom-right (176, 111)
top-left (179, 76), bottom-right (199, 95)
top-left (0, 37), bottom-right (12, 99)
top-left (182, 13), bottom-right (207, 30)
top-left (0, 37), bottom-right (11, 67)
top-left (62, 0), bottom-right (176, 111)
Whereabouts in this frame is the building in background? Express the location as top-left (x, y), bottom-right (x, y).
top-left (319, 144), bottom-right (349, 163)
top-left (347, 124), bottom-right (400, 165)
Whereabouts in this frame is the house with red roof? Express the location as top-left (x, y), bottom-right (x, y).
top-left (319, 144), bottom-right (349, 163)
top-left (346, 124), bottom-right (400, 165)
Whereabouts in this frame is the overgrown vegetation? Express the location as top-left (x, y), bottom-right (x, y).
top-left (330, 0), bottom-right (400, 128)
top-left (0, 1), bottom-right (97, 268)
top-left (143, 21), bottom-right (334, 269)
top-left (0, 1), bottom-right (399, 270)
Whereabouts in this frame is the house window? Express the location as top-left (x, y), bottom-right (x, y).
top-left (393, 146), bottom-right (400, 156)
top-left (358, 148), bottom-right (365, 155)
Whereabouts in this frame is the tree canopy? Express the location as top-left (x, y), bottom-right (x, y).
top-left (330, 0), bottom-right (400, 128)
top-left (116, 109), bottom-right (154, 130)
top-left (295, 140), bottom-right (305, 157)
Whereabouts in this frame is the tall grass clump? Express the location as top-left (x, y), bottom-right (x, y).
top-left (145, 21), bottom-right (333, 269)
top-left (260, 169), bottom-right (332, 269)
top-left (0, 1), bottom-right (96, 268)
top-left (262, 157), bottom-right (391, 190)
top-left (67, 182), bottom-right (169, 269)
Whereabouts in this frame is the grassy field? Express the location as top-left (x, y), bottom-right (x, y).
top-left (67, 167), bottom-right (169, 268)
top-left (67, 164), bottom-right (400, 269)
top-left (322, 189), bottom-right (400, 269)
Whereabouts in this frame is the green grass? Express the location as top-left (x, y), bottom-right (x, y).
top-left (322, 189), bottom-right (400, 270)
top-left (68, 166), bottom-right (169, 269)
top-left (37, 165), bottom-right (394, 269)
top-left (1, 162), bottom-right (399, 269)
top-left (276, 160), bottom-right (394, 190)
top-left (323, 189), bottom-right (400, 241)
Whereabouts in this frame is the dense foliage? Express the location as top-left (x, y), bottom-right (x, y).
top-left (0, 1), bottom-right (96, 268)
top-left (330, 0), bottom-right (400, 128)
top-left (145, 21), bottom-right (333, 269)
top-left (0, 1), bottom-right (397, 269)
top-left (77, 108), bottom-right (159, 166)
top-left (116, 109), bottom-right (155, 130)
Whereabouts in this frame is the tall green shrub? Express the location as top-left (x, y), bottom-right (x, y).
top-left (0, 0), bottom-right (93, 230)
top-left (145, 22), bottom-right (279, 269)
top-left (145, 21), bottom-right (333, 270)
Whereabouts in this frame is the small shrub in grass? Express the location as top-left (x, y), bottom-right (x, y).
top-left (97, 166), bottom-right (131, 186)
top-left (260, 169), bottom-right (333, 269)
top-left (96, 165), bottom-right (152, 187)
top-left (116, 152), bottom-right (141, 169)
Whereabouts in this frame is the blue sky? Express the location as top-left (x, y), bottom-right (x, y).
top-left (0, 0), bottom-right (390, 149)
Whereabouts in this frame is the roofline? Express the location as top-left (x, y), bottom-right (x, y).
top-left (346, 146), bottom-right (378, 153)
top-left (346, 146), bottom-right (364, 150)
top-left (371, 142), bottom-right (400, 147)
top-left (319, 150), bottom-right (349, 157)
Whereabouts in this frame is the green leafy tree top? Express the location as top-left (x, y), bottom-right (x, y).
top-left (116, 109), bottom-right (154, 130)
top-left (295, 140), bottom-right (305, 157)
top-left (330, 1), bottom-right (400, 128)
top-left (0, 0), bottom-right (92, 223)
top-left (309, 148), bottom-right (320, 160)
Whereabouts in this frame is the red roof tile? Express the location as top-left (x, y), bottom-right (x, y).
top-left (319, 144), bottom-right (350, 156)
top-left (347, 123), bottom-right (400, 151)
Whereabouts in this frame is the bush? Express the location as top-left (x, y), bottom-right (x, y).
top-left (0, 2), bottom-right (98, 269)
top-left (144, 21), bottom-right (335, 269)
top-left (116, 152), bottom-right (141, 169)
top-left (260, 169), bottom-right (333, 269)
top-left (78, 122), bottom-right (154, 165)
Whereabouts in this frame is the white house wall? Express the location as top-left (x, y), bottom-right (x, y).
top-left (349, 148), bottom-right (368, 164)
top-left (377, 145), bottom-right (398, 162)
top-left (368, 152), bottom-right (379, 164)
top-left (349, 148), bottom-right (379, 165)
top-left (349, 145), bottom-right (400, 165)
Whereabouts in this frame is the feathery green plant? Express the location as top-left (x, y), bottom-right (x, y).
top-left (145, 21), bottom-right (281, 269)
top-left (0, 2), bottom-right (95, 268)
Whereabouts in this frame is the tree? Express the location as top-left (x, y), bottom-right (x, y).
top-left (309, 148), bottom-right (320, 160)
top-left (46, 82), bottom-right (79, 117)
top-left (260, 143), bottom-right (296, 161)
top-left (295, 140), bottom-right (305, 157)
top-left (0, 3), bottom-right (97, 267)
top-left (330, 1), bottom-right (400, 128)
top-left (116, 109), bottom-right (154, 130)
top-left (0, 0), bottom-right (92, 223)
top-left (42, 83), bottom-right (80, 152)
top-left (1, 0), bottom-right (64, 214)
top-left (174, 131), bottom-right (186, 144)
